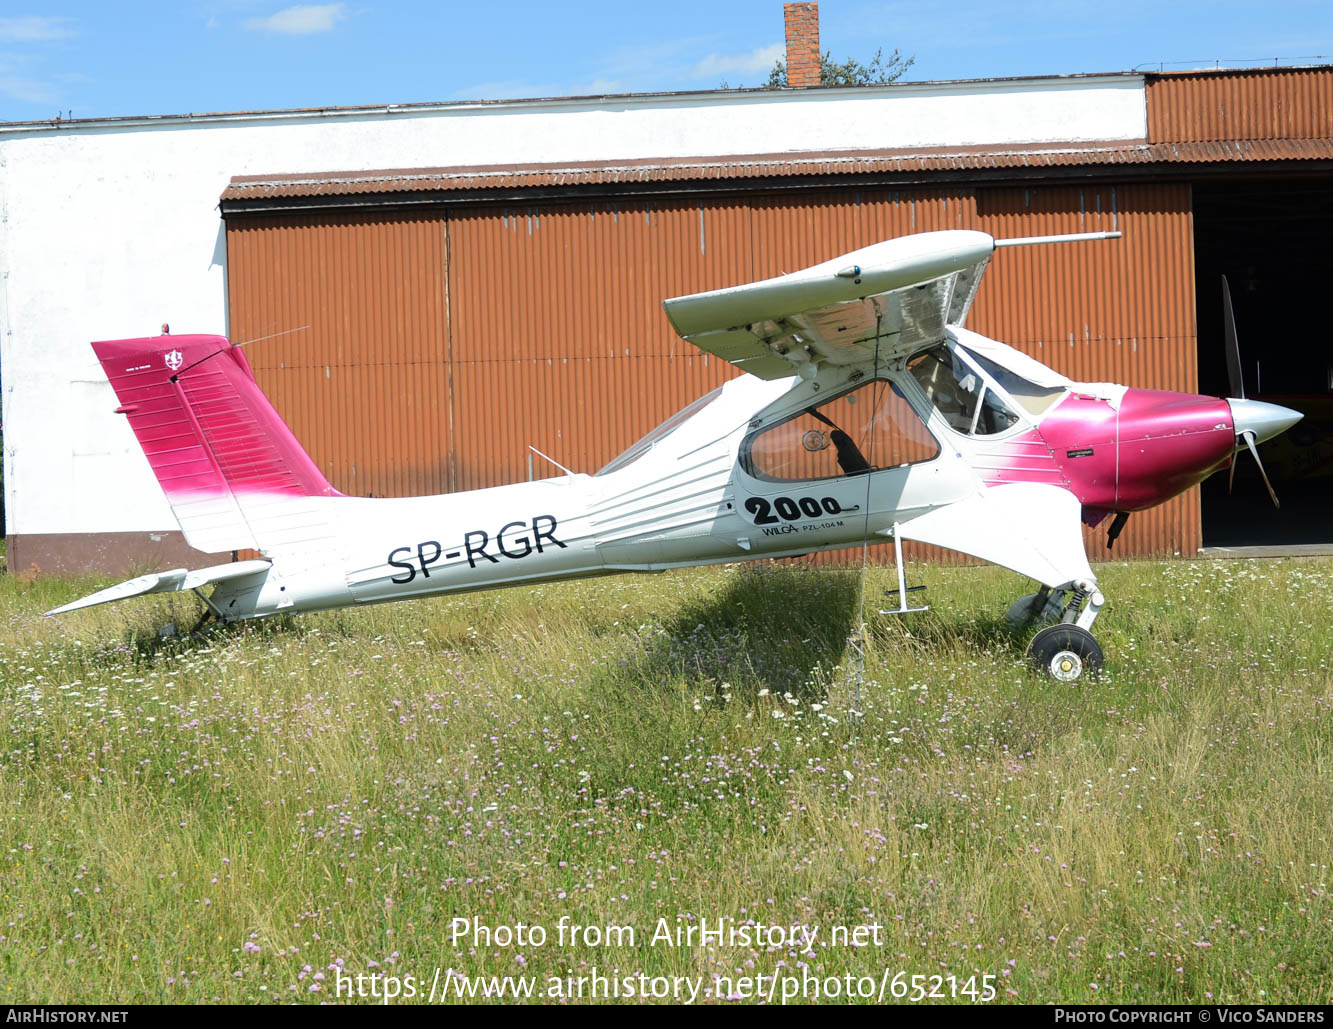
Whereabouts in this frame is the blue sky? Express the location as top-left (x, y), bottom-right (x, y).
top-left (1, 1), bottom-right (1330, 122)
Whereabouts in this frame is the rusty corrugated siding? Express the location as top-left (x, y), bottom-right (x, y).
top-left (1147, 68), bottom-right (1333, 142)
top-left (747, 188), bottom-right (975, 277)
top-left (224, 212), bottom-right (452, 498)
top-left (225, 182), bottom-right (1200, 559)
top-left (446, 200), bottom-right (749, 490)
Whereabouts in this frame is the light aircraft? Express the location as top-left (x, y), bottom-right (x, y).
top-left (51, 229), bottom-right (1301, 680)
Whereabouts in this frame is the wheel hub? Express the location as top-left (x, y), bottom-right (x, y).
top-left (1049, 649), bottom-right (1083, 682)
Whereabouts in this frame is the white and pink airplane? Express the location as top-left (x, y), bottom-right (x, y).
top-left (51, 229), bottom-right (1300, 680)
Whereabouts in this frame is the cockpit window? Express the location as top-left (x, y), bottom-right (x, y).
top-left (743, 377), bottom-right (938, 482)
top-left (906, 344), bottom-right (1021, 437)
top-left (958, 346), bottom-right (1067, 418)
top-left (597, 386), bottom-right (723, 475)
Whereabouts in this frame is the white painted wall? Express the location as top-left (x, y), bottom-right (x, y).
top-left (0, 76), bottom-right (1146, 538)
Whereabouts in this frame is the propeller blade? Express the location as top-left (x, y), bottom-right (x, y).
top-left (1222, 275), bottom-right (1244, 400)
top-left (1240, 429), bottom-right (1280, 509)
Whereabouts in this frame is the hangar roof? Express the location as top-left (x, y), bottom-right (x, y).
top-left (219, 138), bottom-right (1333, 209)
top-left (218, 65), bottom-right (1333, 214)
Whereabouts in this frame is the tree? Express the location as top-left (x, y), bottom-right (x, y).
top-left (766, 47), bottom-right (915, 87)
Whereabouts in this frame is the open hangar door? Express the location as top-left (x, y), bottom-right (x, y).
top-left (1194, 178), bottom-right (1333, 549)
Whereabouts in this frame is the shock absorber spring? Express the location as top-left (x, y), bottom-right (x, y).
top-left (1062, 585), bottom-right (1089, 624)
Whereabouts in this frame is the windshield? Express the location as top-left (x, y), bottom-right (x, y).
top-left (957, 345), bottom-right (1067, 418)
top-left (906, 344), bottom-right (1021, 437)
top-left (596, 387), bottom-right (723, 476)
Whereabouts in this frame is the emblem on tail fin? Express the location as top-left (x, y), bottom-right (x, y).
top-left (164, 349), bottom-right (183, 371)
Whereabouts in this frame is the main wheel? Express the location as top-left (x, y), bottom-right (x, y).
top-left (1027, 624), bottom-right (1104, 682)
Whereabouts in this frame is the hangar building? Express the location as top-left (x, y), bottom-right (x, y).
top-left (2, 16), bottom-right (1330, 575)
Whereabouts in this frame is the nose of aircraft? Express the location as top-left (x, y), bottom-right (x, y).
top-left (1227, 398), bottom-right (1304, 443)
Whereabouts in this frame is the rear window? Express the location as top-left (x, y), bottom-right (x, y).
top-left (597, 387), bottom-right (723, 476)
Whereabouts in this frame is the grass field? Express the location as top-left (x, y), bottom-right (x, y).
top-left (2, 557), bottom-right (1331, 1004)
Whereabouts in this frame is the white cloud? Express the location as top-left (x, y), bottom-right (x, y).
top-left (0, 16), bottom-right (75, 43)
top-left (453, 79), bottom-right (551, 101)
top-left (454, 76), bottom-right (627, 101)
top-left (691, 43), bottom-right (784, 81)
top-left (0, 52), bottom-right (61, 105)
top-left (0, 73), bottom-right (59, 104)
top-left (456, 37), bottom-right (785, 101)
top-left (244, 4), bottom-right (346, 35)
top-left (592, 37), bottom-right (784, 89)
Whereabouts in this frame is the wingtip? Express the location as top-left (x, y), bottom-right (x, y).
top-left (45, 599), bottom-right (89, 616)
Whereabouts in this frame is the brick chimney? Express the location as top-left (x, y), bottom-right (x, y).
top-left (784, 3), bottom-right (821, 87)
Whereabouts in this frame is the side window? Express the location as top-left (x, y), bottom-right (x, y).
top-left (744, 378), bottom-right (939, 481)
top-left (907, 344), bottom-right (1021, 437)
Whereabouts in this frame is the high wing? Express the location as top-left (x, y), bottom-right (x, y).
top-left (662, 229), bottom-right (994, 380)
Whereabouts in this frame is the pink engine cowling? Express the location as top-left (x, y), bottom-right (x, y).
top-left (1038, 388), bottom-right (1235, 517)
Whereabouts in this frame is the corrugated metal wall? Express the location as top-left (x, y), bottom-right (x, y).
top-left (1147, 68), bottom-right (1333, 142)
top-left (226, 212), bottom-right (451, 497)
top-left (445, 201), bottom-right (750, 490)
top-left (225, 181), bottom-right (1200, 558)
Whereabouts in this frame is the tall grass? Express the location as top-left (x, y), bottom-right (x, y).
top-left (1, 558), bottom-right (1330, 1003)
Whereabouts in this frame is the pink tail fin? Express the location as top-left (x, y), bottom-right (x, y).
top-left (93, 334), bottom-right (338, 554)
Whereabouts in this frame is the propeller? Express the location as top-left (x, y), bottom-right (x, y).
top-left (1222, 275), bottom-right (1244, 401)
top-left (1221, 275), bottom-right (1297, 508)
top-left (1238, 429), bottom-right (1280, 508)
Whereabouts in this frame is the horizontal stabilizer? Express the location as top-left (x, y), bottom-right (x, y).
top-left (47, 559), bottom-right (272, 616)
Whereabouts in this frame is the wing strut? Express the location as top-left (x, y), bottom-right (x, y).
top-left (994, 231), bottom-right (1122, 248)
top-left (880, 523), bottom-right (929, 616)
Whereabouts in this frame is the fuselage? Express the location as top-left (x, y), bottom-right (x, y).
top-left (222, 327), bottom-right (1294, 622)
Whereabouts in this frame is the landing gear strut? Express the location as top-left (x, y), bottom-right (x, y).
top-left (1008, 579), bottom-right (1106, 681)
top-left (1005, 587), bottom-right (1061, 629)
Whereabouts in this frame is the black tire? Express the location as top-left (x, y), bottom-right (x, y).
top-left (1027, 624), bottom-right (1104, 682)
top-left (1005, 592), bottom-right (1059, 630)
